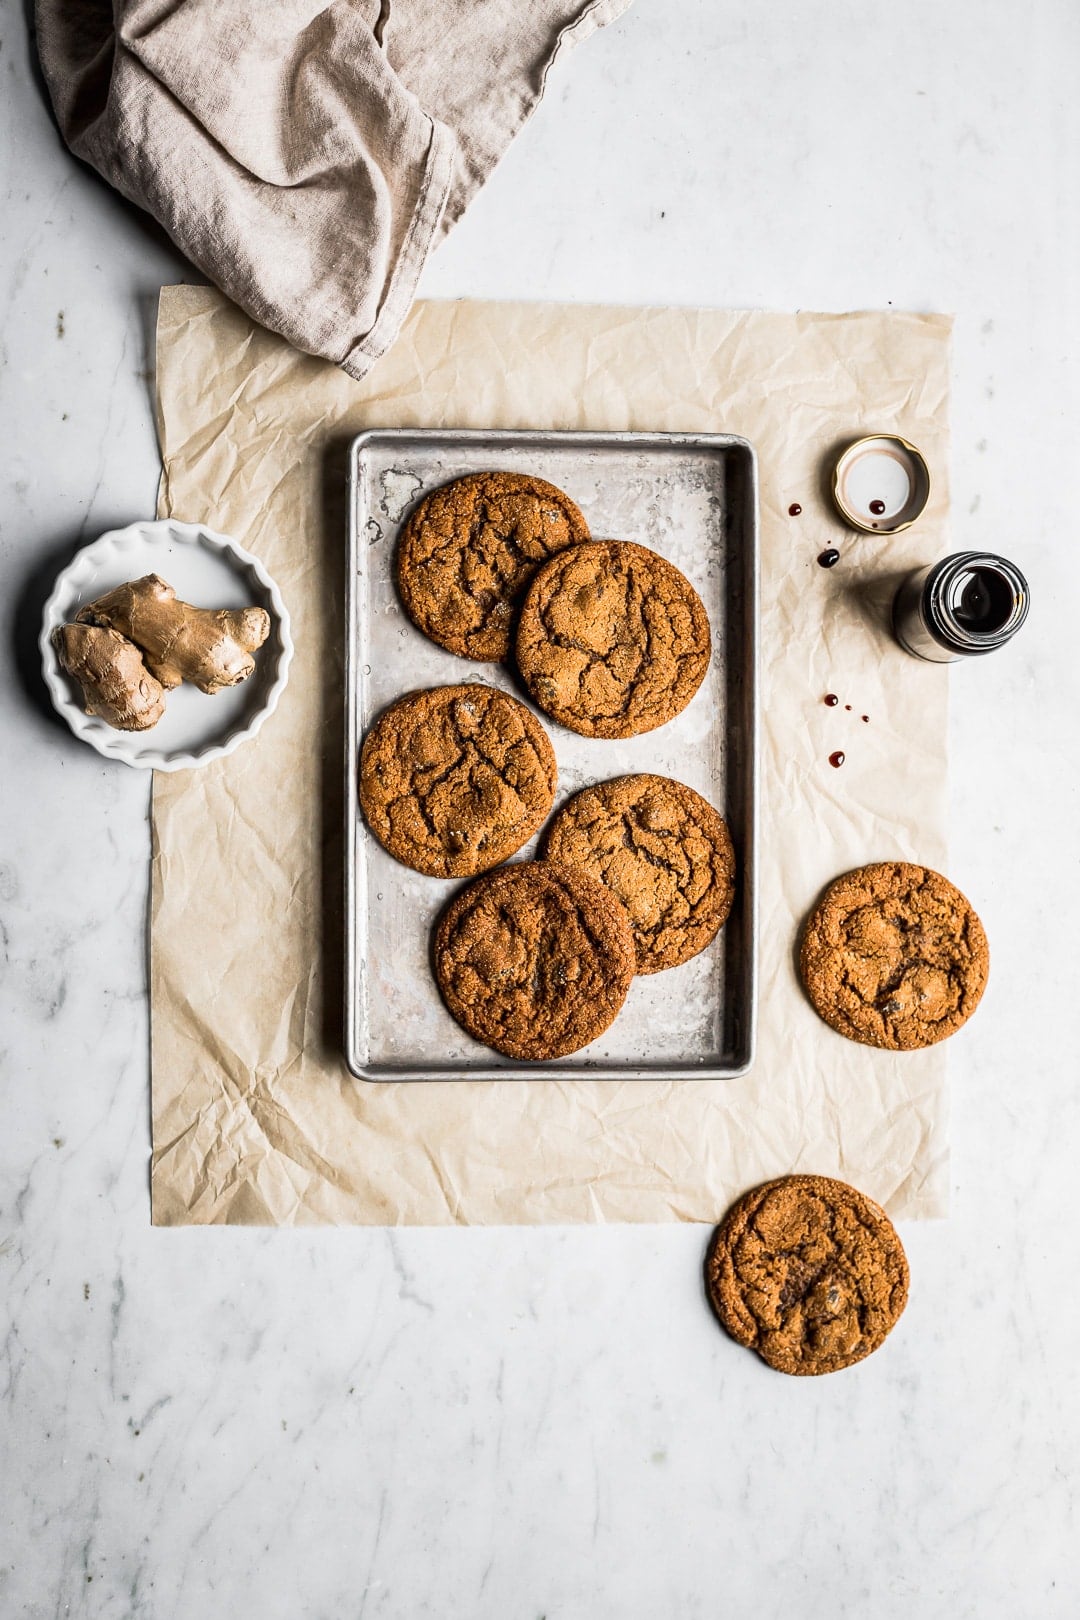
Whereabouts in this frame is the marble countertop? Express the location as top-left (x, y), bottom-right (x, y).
top-left (2, 1), bottom-right (1077, 1615)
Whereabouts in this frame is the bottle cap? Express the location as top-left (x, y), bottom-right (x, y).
top-left (832, 434), bottom-right (931, 534)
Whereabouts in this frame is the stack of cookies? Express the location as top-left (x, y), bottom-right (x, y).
top-left (360, 470), bottom-right (734, 1061)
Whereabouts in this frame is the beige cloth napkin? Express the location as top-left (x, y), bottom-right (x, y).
top-left (35, 0), bottom-right (631, 377)
top-left (151, 288), bottom-right (953, 1227)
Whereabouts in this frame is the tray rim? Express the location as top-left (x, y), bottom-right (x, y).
top-left (344, 426), bottom-right (759, 1083)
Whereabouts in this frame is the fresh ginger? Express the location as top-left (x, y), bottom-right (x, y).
top-left (53, 622), bottom-right (167, 732)
top-left (78, 573), bottom-right (271, 695)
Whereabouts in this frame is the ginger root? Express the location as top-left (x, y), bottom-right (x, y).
top-left (78, 574), bottom-right (271, 695)
top-left (53, 622), bottom-right (167, 732)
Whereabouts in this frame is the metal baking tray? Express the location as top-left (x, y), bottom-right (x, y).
top-left (345, 429), bottom-right (758, 1081)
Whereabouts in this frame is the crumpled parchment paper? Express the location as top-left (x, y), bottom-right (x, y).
top-left (151, 287), bottom-right (952, 1225)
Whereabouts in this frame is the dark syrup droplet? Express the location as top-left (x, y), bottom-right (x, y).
top-left (869, 498), bottom-right (886, 515)
top-left (829, 751), bottom-right (845, 768)
top-left (788, 502), bottom-right (802, 516)
top-left (818, 548), bottom-right (840, 568)
top-left (861, 714), bottom-right (869, 723)
top-left (824, 693), bottom-right (839, 707)
top-left (845, 704), bottom-right (852, 711)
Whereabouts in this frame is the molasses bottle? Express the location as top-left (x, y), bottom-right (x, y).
top-left (892, 552), bottom-right (1029, 663)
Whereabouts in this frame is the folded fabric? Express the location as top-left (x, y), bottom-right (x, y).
top-left (35, 0), bottom-right (632, 379)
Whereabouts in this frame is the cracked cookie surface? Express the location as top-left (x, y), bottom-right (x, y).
top-left (705, 1175), bottom-right (909, 1376)
top-left (515, 540), bottom-right (711, 738)
top-left (396, 472), bottom-right (590, 660)
top-left (359, 684), bottom-right (557, 878)
top-left (543, 774), bottom-right (735, 973)
top-left (800, 861), bottom-right (989, 1050)
top-left (434, 861), bottom-right (635, 1060)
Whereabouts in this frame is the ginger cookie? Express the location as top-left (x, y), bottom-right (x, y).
top-left (705, 1175), bottom-right (910, 1376)
top-left (543, 774), bottom-right (735, 973)
top-left (433, 861), bottom-right (635, 1060)
top-left (800, 860), bottom-right (989, 1050)
top-left (360, 684), bottom-right (557, 878)
top-left (396, 471), bottom-right (590, 660)
top-left (515, 540), bottom-right (711, 738)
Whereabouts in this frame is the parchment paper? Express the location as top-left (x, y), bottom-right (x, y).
top-left (151, 287), bottom-right (952, 1226)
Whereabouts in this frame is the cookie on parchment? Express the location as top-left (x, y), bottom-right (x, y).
top-left (433, 861), bottom-right (635, 1060)
top-left (543, 774), bottom-right (735, 973)
top-left (396, 471), bottom-right (590, 661)
top-left (515, 540), bottom-right (711, 738)
top-left (799, 860), bottom-right (989, 1050)
top-left (360, 684), bottom-right (557, 878)
top-left (705, 1175), bottom-right (910, 1376)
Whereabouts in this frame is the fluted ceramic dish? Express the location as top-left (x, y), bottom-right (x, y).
top-left (40, 519), bottom-right (293, 771)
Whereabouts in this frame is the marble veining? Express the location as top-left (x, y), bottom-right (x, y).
top-left (2, 0), bottom-right (1079, 1615)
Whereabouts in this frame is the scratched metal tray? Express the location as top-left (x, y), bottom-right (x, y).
top-left (345, 429), bottom-right (758, 1081)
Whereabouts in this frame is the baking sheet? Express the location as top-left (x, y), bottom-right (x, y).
top-left (151, 288), bottom-right (952, 1226)
top-left (346, 429), bottom-right (758, 1080)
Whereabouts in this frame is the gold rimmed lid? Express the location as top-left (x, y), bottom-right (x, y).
top-left (832, 434), bottom-right (931, 534)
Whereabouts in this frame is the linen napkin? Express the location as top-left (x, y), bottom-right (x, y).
top-left (35, 0), bottom-right (632, 377)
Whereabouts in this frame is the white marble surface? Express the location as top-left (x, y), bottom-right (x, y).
top-left (1, 0), bottom-right (1078, 1614)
